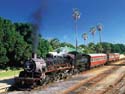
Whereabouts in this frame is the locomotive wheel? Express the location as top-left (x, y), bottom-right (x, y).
top-left (44, 75), bottom-right (50, 85)
top-left (30, 82), bottom-right (37, 89)
top-left (62, 72), bottom-right (66, 79)
top-left (73, 69), bottom-right (79, 75)
top-left (56, 74), bottom-right (60, 81)
top-left (68, 69), bottom-right (74, 76)
top-left (33, 82), bottom-right (37, 87)
top-left (60, 72), bottom-right (65, 79)
top-left (38, 79), bottom-right (44, 85)
top-left (41, 79), bottom-right (46, 86)
top-left (49, 74), bottom-right (55, 83)
top-left (52, 73), bottom-right (58, 81)
top-left (59, 72), bottom-right (63, 80)
top-left (54, 76), bottom-right (58, 81)
top-left (63, 71), bottom-right (69, 79)
top-left (53, 73), bottom-right (59, 81)
top-left (85, 63), bottom-right (90, 70)
top-left (55, 73), bottom-right (61, 81)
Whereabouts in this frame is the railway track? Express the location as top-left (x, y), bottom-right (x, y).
top-left (0, 85), bottom-right (10, 94)
top-left (62, 60), bottom-right (125, 94)
top-left (104, 73), bottom-right (125, 94)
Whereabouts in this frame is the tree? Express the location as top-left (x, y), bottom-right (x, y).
top-left (82, 33), bottom-right (88, 45)
top-left (0, 42), bottom-right (8, 68)
top-left (97, 24), bottom-right (103, 44)
top-left (113, 44), bottom-right (121, 53)
top-left (14, 32), bottom-right (32, 65)
top-left (14, 23), bottom-right (33, 44)
top-left (49, 38), bottom-right (60, 50)
top-left (88, 42), bottom-right (96, 53)
top-left (60, 42), bottom-right (75, 48)
top-left (95, 43), bottom-right (103, 53)
top-left (90, 27), bottom-right (96, 43)
top-left (0, 17), bottom-right (32, 67)
top-left (0, 17), bottom-right (9, 67)
top-left (38, 38), bottom-right (53, 57)
top-left (101, 42), bottom-right (111, 53)
top-left (117, 44), bottom-right (125, 54)
top-left (78, 44), bottom-right (89, 53)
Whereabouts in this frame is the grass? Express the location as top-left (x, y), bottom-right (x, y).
top-left (0, 69), bottom-right (22, 78)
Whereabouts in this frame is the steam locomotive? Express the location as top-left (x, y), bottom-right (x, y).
top-left (14, 52), bottom-right (124, 89)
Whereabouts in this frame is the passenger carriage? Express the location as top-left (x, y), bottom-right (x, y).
top-left (88, 54), bottom-right (107, 67)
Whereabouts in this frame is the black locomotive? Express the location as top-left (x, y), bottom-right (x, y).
top-left (14, 52), bottom-right (89, 89)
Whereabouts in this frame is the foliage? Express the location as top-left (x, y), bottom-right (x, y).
top-left (87, 42), bottom-right (96, 53)
top-left (0, 42), bottom-right (8, 67)
top-left (49, 38), bottom-right (60, 50)
top-left (60, 42), bottom-right (75, 48)
top-left (101, 42), bottom-right (111, 53)
top-left (14, 23), bottom-right (33, 44)
top-left (95, 43), bottom-right (103, 53)
top-left (37, 38), bottom-right (53, 57)
top-left (79, 42), bottom-right (125, 54)
top-left (0, 17), bottom-right (32, 68)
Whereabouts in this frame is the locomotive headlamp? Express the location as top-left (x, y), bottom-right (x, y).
top-left (24, 60), bottom-right (36, 72)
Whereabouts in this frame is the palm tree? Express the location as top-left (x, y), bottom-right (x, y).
top-left (97, 24), bottom-right (103, 44)
top-left (72, 8), bottom-right (80, 51)
top-left (90, 26), bottom-right (96, 43)
top-left (82, 33), bottom-right (88, 45)
top-left (97, 24), bottom-right (103, 52)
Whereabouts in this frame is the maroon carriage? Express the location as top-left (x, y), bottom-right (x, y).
top-left (88, 54), bottom-right (107, 67)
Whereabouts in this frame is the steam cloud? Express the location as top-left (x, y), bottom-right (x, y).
top-left (32, 7), bottom-right (42, 54)
top-left (31, 0), bottom-right (47, 54)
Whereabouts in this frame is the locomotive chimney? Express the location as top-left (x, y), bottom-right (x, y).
top-left (32, 53), bottom-right (37, 59)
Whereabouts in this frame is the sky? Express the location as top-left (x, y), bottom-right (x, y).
top-left (0, 0), bottom-right (125, 45)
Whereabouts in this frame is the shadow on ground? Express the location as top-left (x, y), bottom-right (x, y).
top-left (0, 78), bottom-right (14, 85)
top-left (106, 63), bottom-right (125, 66)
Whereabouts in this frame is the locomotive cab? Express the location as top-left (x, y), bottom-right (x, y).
top-left (75, 54), bottom-right (90, 71)
top-left (68, 51), bottom-right (90, 71)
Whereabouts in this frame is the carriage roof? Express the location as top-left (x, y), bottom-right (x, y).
top-left (88, 53), bottom-right (107, 57)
